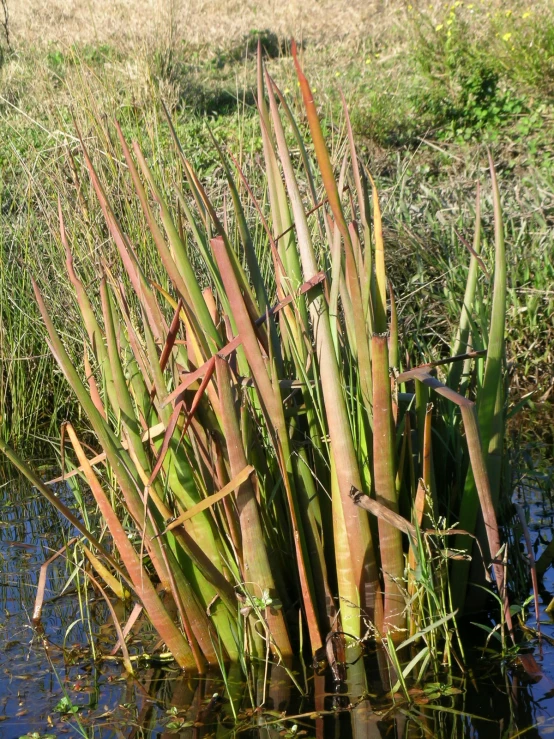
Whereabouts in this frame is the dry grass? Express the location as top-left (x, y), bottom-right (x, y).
top-left (9, 0), bottom-right (400, 49)
top-left (9, 0), bottom-right (543, 53)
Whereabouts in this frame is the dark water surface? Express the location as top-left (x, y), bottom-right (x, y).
top-left (1, 466), bottom-right (554, 738)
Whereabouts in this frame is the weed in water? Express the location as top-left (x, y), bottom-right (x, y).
top-left (0, 41), bottom-right (524, 707)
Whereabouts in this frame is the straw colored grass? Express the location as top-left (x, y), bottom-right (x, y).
top-left (9, 0), bottom-right (391, 49)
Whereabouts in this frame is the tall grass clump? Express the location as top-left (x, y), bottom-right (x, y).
top-left (0, 215), bottom-right (73, 447)
top-left (1, 45), bottom-right (514, 689)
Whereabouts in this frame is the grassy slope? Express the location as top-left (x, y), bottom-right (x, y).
top-left (0, 0), bottom-right (552, 449)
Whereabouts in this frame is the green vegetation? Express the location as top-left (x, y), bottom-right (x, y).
top-left (0, 0), bottom-right (551, 709)
top-left (0, 4), bottom-right (552, 450)
top-left (0, 38), bottom-right (520, 700)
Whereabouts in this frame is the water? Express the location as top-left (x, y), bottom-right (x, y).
top-left (1, 466), bottom-right (554, 738)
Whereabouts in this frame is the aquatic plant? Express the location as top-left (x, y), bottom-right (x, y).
top-left (1, 44), bottom-right (511, 686)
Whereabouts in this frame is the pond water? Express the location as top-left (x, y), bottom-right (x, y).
top-left (1, 461), bottom-right (553, 738)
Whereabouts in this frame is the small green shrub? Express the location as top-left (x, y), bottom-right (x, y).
top-left (412, 12), bottom-right (526, 140)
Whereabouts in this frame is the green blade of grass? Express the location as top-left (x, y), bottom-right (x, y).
top-left (266, 72), bottom-right (381, 635)
top-left (211, 234), bottom-right (323, 654)
top-left (215, 355), bottom-right (293, 657)
top-left (452, 158), bottom-right (507, 611)
top-left (372, 334), bottom-right (405, 637)
top-left (447, 184), bottom-right (482, 392)
top-left (78, 134), bottom-right (166, 342)
top-left (130, 139), bottom-right (222, 355)
top-left (292, 42), bottom-right (373, 410)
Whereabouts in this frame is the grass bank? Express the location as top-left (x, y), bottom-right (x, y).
top-left (0, 0), bottom-right (552, 449)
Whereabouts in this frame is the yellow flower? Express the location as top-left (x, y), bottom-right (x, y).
top-left (408, 3), bottom-right (413, 9)
top-left (446, 17), bottom-right (453, 25)
top-left (522, 11), bottom-right (531, 18)
top-left (505, 9), bottom-right (512, 16)
top-left (284, 88), bottom-right (290, 94)
top-left (447, 29), bottom-right (452, 37)
top-left (436, 23), bottom-right (444, 30)
top-left (365, 58), bottom-right (372, 64)
top-left (468, 3), bottom-right (474, 7)
top-left (502, 32), bottom-right (512, 41)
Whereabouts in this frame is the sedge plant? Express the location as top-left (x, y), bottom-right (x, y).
top-left (1, 44), bottom-right (513, 689)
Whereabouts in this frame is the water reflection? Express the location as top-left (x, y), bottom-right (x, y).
top-left (1, 469), bottom-right (554, 737)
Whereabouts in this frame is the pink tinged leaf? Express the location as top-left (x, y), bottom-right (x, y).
top-left (148, 357), bottom-right (216, 487)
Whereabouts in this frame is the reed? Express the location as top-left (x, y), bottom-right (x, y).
top-left (1, 45), bottom-right (512, 686)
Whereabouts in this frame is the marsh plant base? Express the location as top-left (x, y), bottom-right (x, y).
top-left (3, 473), bottom-right (553, 738)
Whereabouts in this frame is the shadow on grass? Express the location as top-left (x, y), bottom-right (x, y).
top-left (152, 30), bottom-right (301, 117)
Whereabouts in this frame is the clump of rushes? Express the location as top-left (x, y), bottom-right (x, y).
top-left (1, 43), bottom-right (513, 684)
